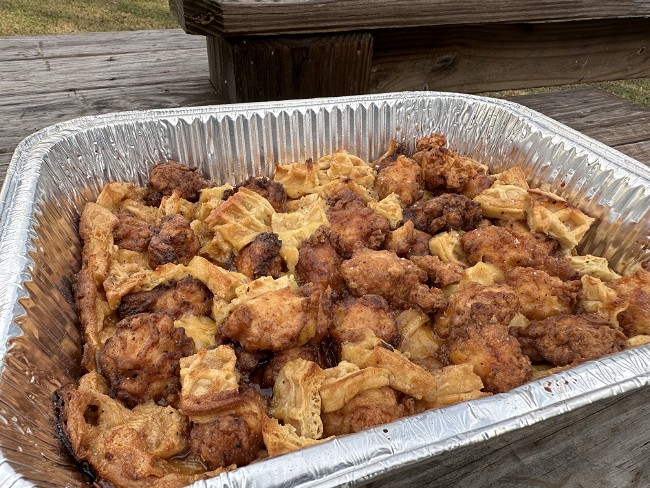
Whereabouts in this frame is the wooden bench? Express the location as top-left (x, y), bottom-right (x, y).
top-left (169, 0), bottom-right (650, 103)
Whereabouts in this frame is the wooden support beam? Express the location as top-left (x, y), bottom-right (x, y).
top-left (169, 0), bottom-right (650, 37)
top-left (206, 33), bottom-right (373, 103)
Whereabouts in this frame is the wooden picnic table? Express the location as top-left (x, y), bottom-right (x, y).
top-left (0, 28), bottom-right (649, 487)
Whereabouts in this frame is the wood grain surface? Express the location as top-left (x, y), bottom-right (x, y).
top-left (369, 19), bottom-right (650, 94)
top-left (169, 0), bottom-right (650, 36)
top-left (0, 28), bottom-right (649, 488)
top-left (207, 32), bottom-right (373, 102)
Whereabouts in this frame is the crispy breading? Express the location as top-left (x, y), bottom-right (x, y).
top-left (98, 313), bottom-right (195, 408)
top-left (233, 232), bottom-right (283, 280)
top-left (220, 285), bottom-right (331, 351)
top-left (189, 414), bottom-right (264, 469)
top-left (436, 282), bottom-right (518, 339)
top-left (512, 314), bottom-right (626, 366)
top-left (327, 190), bottom-right (390, 253)
top-left (383, 220), bottom-right (431, 258)
top-left (461, 222), bottom-right (579, 280)
top-left (146, 161), bottom-right (212, 206)
top-left (410, 255), bottom-right (465, 287)
top-left (374, 155), bottom-right (423, 206)
top-left (404, 193), bottom-right (483, 235)
top-left (148, 214), bottom-right (201, 269)
top-left (113, 209), bottom-right (154, 252)
top-left (504, 267), bottom-right (581, 320)
top-left (612, 269), bottom-right (650, 337)
top-left (225, 176), bottom-right (288, 213)
top-left (118, 277), bottom-right (212, 320)
top-left (333, 295), bottom-right (399, 345)
top-left (412, 133), bottom-right (487, 193)
top-left (295, 226), bottom-right (346, 293)
top-left (340, 247), bottom-right (447, 313)
top-left (461, 173), bottom-right (493, 199)
top-left (436, 283), bottom-right (531, 393)
top-left (56, 372), bottom-right (229, 488)
top-left (322, 387), bottom-right (404, 437)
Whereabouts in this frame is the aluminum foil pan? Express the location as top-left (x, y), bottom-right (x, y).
top-left (0, 92), bottom-right (648, 487)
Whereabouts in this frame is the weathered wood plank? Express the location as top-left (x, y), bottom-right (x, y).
top-left (614, 141), bottom-right (650, 165)
top-left (0, 79), bottom-right (218, 177)
top-left (169, 0), bottom-right (650, 37)
top-left (367, 386), bottom-right (650, 488)
top-left (368, 19), bottom-right (650, 94)
top-left (0, 29), bottom-right (202, 62)
top-left (507, 87), bottom-right (650, 149)
top-left (0, 47), bottom-right (208, 99)
top-left (206, 32), bottom-right (373, 103)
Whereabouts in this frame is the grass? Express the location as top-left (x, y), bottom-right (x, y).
top-left (0, 0), bottom-right (178, 36)
top-left (1, 0), bottom-right (649, 108)
top-left (483, 79), bottom-right (650, 108)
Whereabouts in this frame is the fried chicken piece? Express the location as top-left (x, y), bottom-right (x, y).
top-left (410, 255), bottom-right (465, 287)
top-left (112, 209), bottom-right (154, 252)
top-left (333, 295), bottom-right (399, 345)
top-left (504, 267), bottom-right (581, 320)
top-left (612, 269), bottom-right (650, 337)
top-left (412, 133), bottom-right (486, 193)
top-left (511, 314), bottom-right (626, 366)
top-left (98, 313), bottom-right (195, 407)
top-left (461, 173), bottom-right (493, 199)
top-left (322, 387), bottom-right (405, 437)
top-left (224, 176), bottom-right (287, 213)
top-left (436, 283), bottom-right (531, 393)
top-left (118, 277), bottom-right (213, 320)
top-left (374, 155), bottom-right (423, 206)
top-left (233, 232), bottom-right (283, 280)
top-left (262, 346), bottom-right (320, 388)
top-left (148, 214), bottom-right (201, 269)
top-left (461, 223), bottom-right (579, 280)
top-left (340, 248), bottom-right (446, 313)
top-left (146, 161), bottom-right (212, 206)
top-left (327, 190), bottom-right (390, 253)
top-left (403, 194), bottom-right (483, 235)
top-left (295, 226), bottom-right (345, 293)
top-left (221, 285), bottom-right (332, 352)
top-left (383, 220), bottom-right (431, 258)
top-left (189, 414), bottom-right (263, 469)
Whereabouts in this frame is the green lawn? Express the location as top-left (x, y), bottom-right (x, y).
top-left (1, 0), bottom-right (648, 108)
top-left (0, 0), bottom-right (177, 36)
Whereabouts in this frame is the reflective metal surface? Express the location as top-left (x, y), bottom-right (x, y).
top-left (0, 92), bottom-right (648, 487)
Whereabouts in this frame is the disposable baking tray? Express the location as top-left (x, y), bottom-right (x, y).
top-left (0, 92), bottom-right (648, 487)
